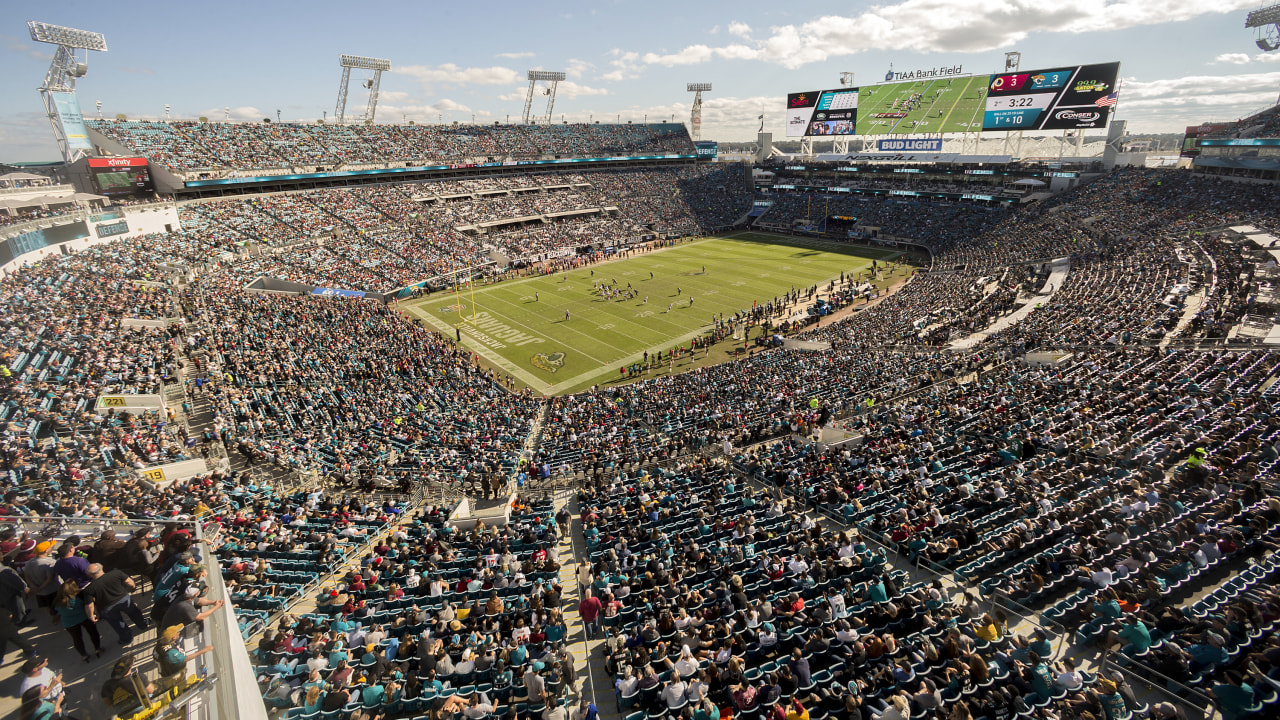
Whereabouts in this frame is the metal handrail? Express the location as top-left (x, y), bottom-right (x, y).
top-left (1102, 654), bottom-right (1219, 720)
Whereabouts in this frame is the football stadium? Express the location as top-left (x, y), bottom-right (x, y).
top-left (3, 5), bottom-right (1280, 720)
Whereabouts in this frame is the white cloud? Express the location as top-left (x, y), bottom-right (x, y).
top-left (1116, 71), bottom-right (1280, 130)
top-left (566, 58), bottom-right (594, 79)
top-left (624, 0), bottom-right (1260, 70)
top-left (495, 52), bottom-right (534, 59)
top-left (556, 81), bottom-right (609, 99)
top-left (200, 106), bottom-right (267, 122)
top-left (727, 21), bottom-right (752, 38)
top-left (642, 45), bottom-right (714, 67)
top-left (377, 90), bottom-right (412, 103)
top-left (602, 50), bottom-right (642, 82)
top-left (1213, 52), bottom-right (1280, 65)
top-left (395, 64), bottom-right (519, 86)
top-left (430, 98), bottom-right (472, 113)
top-left (1, 34), bottom-right (52, 61)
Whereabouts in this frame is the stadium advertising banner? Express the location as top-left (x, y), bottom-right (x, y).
top-left (1181, 124), bottom-right (1234, 158)
top-left (51, 91), bottom-right (93, 152)
top-left (87, 157), bottom-right (154, 196)
top-left (785, 61), bottom-right (1119, 136)
top-left (877, 139), bottom-right (944, 152)
top-left (986, 62), bottom-right (1120, 131)
top-left (786, 89), bottom-right (858, 137)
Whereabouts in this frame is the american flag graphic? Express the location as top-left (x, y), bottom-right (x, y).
top-left (1094, 92), bottom-right (1119, 108)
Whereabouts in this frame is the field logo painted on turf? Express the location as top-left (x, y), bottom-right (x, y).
top-left (460, 311), bottom-right (547, 350)
top-left (439, 304), bottom-right (463, 313)
top-left (531, 351), bottom-right (566, 373)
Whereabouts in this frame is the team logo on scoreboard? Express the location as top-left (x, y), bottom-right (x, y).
top-left (531, 351), bottom-right (566, 373)
top-left (1073, 79), bottom-right (1110, 93)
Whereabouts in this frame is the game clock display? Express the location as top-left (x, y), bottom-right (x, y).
top-left (982, 62), bottom-right (1120, 131)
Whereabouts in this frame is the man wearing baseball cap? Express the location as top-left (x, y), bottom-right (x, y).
top-left (22, 541), bottom-right (59, 622)
top-left (161, 583), bottom-right (224, 635)
top-left (155, 624), bottom-right (213, 691)
top-left (18, 656), bottom-right (63, 703)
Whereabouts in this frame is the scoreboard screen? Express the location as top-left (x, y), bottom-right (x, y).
top-left (784, 61), bottom-right (1119, 136)
top-left (87, 157), bottom-right (155, 197)
top-left (984, 62), bottom-right (1120, 131)
top-left (787, 89), bottom-right (858, 137)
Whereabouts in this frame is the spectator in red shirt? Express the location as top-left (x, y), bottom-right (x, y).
top-left (578, 589), bottom-right (602, 639)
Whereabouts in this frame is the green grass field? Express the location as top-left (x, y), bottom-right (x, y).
top-left (857, 76), bottom-right (989, 135)
top-left (402, 235), bottom-right (897, 395)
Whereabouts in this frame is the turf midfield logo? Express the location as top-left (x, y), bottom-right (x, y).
top-left (531, 352), bottom-right (566, 373)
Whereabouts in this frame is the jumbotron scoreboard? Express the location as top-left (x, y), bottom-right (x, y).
top-left (786, 61), bottom-right (1120, 137)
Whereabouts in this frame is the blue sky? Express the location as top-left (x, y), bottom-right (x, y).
top-left (3, 0), bottom-right (1280, 161)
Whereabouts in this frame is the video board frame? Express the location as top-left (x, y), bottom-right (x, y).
top-left (786, 61), bottom-right (1120, 137)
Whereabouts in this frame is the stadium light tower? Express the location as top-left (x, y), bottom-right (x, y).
top-left (687, 83), bottom-right (711, 140)
top-left (523, 71), bottom-right (566, 124)
top-left (335, 54), bottom-right (391, 124)
top-left (27, 20), bottom-right (107, 164)
top-left (1248, 4), bottom-right (1280, 51)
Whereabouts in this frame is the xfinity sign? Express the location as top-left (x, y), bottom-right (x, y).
top-left (877, 139), bottom-right (944, 152)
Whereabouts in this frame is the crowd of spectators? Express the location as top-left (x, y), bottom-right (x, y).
top-left (84, 120), bottom-right (698, 173)
top-left (157, 166), bottom-right (752, 292)
top-left (3, 162), bottom-right (1280, 720)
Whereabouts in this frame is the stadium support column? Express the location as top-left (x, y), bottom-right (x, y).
top-left (27, 21), bottom-right (107, 165)
top-left (364, 66), bottom-right (385, 124)
top-left (335, 66), bottom-right (351, 123)
top-left (1000, 51), bottom-right (1023, 160)
top-left (687, 83), bottom-right (711, 141)
top-left (543, 81), bottom-right (558, 124)
top-left (799, 137), bottom-right (813, 157)
top-left (524, 71), bottom-right (565, 125)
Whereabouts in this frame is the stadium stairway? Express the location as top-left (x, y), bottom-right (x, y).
top-left (950, 256), bottom-right (1070, 349)
top-left (555, 486), bottom-right (616, 719)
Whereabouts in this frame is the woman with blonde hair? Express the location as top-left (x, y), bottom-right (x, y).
top-left (303, 684), bottom-right (326, 713)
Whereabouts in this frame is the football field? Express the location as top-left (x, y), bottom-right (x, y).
top-left (857, 75), bottom-right (989, 135)
top-left (402, 235), bottom-right (897, 395)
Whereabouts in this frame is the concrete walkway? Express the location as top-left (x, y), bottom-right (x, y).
top-left (949, 257), bottom-right (1070, 350)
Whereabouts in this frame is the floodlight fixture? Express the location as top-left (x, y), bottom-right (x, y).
top-left (335, 54), bottom-right (391, 124)
top-left (1248, 4), bottom-right (1280, 51)
top-left (340, 55), bottom-right (392, 71)
top-left (839, 72), bottom-right (855, 88)
top-left (523, 71), bottom-right (566, 124)
top-left (27, 21), bottom-right (107, 51)
top-left (1247, 5), bottom-right (1280, 28)
top-left (687, 82), bottom-right (712, 141)
top-left (1005, 51), bottom-right (1022, 71)
top-left (27, 20), bottom-right (107, 164)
